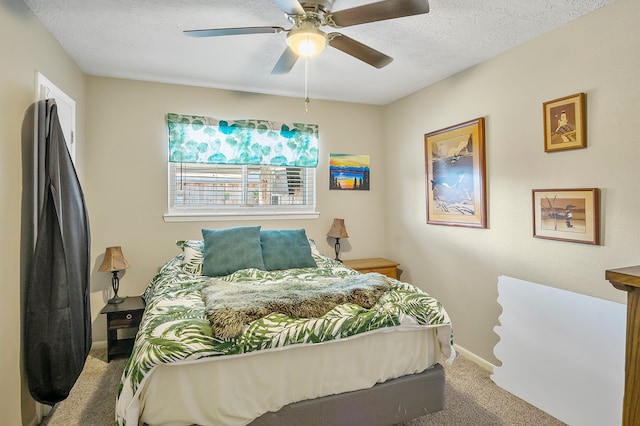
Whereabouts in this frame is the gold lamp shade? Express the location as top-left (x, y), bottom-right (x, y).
top-left (99, 246), bottom-right (130, 272)
top-left (327, 218), bottom-right (349, 239)
top-left (99, 246), bottom-right (129, 304)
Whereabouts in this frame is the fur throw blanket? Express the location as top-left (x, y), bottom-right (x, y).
top-left (201, 273), bottom-right (391, 338)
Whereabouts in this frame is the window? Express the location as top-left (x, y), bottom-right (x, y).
top-left (164, 113), bottom-right (319, 221)
top-left (168, 163), bottom-right (315, 214)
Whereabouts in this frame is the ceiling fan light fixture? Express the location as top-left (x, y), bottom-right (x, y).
top-left (286, 22), bottom-right (327, 58)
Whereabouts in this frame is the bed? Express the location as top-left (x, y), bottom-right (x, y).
top-left (115, 227), bottom-right (454, 426)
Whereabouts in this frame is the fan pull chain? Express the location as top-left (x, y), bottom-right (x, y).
top-left (304, 57), bottom-right (310, 113)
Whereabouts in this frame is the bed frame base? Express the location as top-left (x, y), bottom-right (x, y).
top-left (249, 363), bottom-right (445, 426)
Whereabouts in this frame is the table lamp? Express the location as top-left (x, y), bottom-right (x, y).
top-left (327, 218), bottom-right (349, 261)
top-left (99, 246), bottom-right (130, 304)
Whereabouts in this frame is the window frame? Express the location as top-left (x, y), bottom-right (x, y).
top-left (163, 163), bottom-right (319, 222)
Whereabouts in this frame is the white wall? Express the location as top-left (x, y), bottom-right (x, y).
top-left (84, 77), bottom-right (387, 342)
top-left (384, 0), bottom-right (639, 365)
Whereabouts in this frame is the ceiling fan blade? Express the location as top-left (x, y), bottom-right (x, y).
top-left (273, 0), bottom-right (305, 15)
top-left (328, 33), bottom-right (393, 68)
top-left (271, 47), bottom-right (299, 74)
top-left (327, 0), bottom-right (429, 28)
top-left (184, 26), bottom-right (285, 38)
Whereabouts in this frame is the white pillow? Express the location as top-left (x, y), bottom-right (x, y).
top-left (308, 238), bottom-right (321, 256)
top-left (176, 240), bottom-right (204, 275)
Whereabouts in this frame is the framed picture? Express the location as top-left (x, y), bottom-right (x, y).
top-left (329, 154), bottom-right (370, 190)
top-left (424, 117), bottom-right (487, 228)
top-left (543, 93), bottom-right (586, 152)
top-left (532, 188), bottom-right (599, 245)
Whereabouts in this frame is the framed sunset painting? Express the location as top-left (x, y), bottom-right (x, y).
top-left (329, 154), bottom-right (370, 190)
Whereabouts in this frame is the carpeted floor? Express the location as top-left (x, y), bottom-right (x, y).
top-left (40, 348), bottom-right (565, 425)
top-left (40, 348), bottom-right (127, 426)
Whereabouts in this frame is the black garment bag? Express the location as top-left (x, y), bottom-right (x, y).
top-left (24, 99), bottom-right (91, 405)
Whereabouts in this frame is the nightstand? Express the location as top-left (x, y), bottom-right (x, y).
top-left (100, 296), bottom-right (145, 362)
top-left (343, 258), bottom-right (400, 279)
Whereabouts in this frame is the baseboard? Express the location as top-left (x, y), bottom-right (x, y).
top-left (27, 401), bottom-right (53, 426)
top-left (27, 413), bottom-right (39, 426)
top-left (453, 343), bottom-right (496, 373)
top-left (92, 340), bottom-right (107, 350)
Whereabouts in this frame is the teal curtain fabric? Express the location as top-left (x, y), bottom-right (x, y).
top-left (167, 113), bottom-right (319, 167)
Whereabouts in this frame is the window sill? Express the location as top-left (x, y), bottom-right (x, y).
top-left (163, 211), bottom-right (320, 222)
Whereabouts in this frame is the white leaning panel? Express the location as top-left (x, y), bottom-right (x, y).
top-left (492, 275), bottom-right (625, 426)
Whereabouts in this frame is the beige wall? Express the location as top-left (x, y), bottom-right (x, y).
top-left (3, 0), bottom-right (638, 422)
top-left (0, 1), bottom-right (86, 424)
top-left (84, 77), bottom-right (387, 342)
top-left (384, 0), bottom-right (639, 365)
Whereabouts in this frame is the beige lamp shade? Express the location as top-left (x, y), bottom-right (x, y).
top-left (98, 246), bottom-right (130, 272)
top-left (327, 218), bottom-right (349, 239)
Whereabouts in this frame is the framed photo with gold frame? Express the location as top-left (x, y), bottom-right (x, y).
top-left (424, 117), bottom-right (487, 228)
top-left (543, 93), bottom-right (586, 152)
top-left (532, 188), bottom-right (599, 245)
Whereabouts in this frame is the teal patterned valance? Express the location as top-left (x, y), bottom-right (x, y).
top-left (167, 113), bottom-right (319, 167)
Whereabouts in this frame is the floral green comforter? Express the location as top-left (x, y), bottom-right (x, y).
top-left (116, 253), bottom-right (453, 425)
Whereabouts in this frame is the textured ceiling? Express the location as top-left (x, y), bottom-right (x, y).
top-left (22, 0), bottom-right (614, 105)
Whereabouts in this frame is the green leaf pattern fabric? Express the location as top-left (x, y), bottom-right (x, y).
top-left (167, 113), bottom-right (319, 167)
top-left (117, 254), bottom-right (453, 425)
top-left (175, 240), bottom-right (204, 275)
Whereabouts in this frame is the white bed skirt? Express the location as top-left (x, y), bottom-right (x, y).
top-left (138, 326), bottom-right (443, 426)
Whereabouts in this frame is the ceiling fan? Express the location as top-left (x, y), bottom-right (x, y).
top-left (184, 0), bottom-right (430, 74)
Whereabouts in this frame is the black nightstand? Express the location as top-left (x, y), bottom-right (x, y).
top-left (99, 296), bottom-right (145, 362)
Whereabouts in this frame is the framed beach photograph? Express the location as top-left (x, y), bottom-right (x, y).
top-left (532, 188), bottom-right (599, 245)
top-left (424, 117), bottom-right (487, 228)
top-left (543, 93), bottom-right (586, 152)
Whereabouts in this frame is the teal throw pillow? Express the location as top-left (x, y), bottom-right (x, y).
top-left (201, 226), bottom-right (265, 276)
top-left (260, 229), bottom-right (317, 271)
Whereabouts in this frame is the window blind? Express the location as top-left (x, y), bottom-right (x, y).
top-left (169, 163), bottom-right (315, 211)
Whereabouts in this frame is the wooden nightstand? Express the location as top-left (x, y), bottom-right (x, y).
top-left (100, 296), bottom-right (145, 362)
top-left (343, 258), bottom-right (400, 279)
